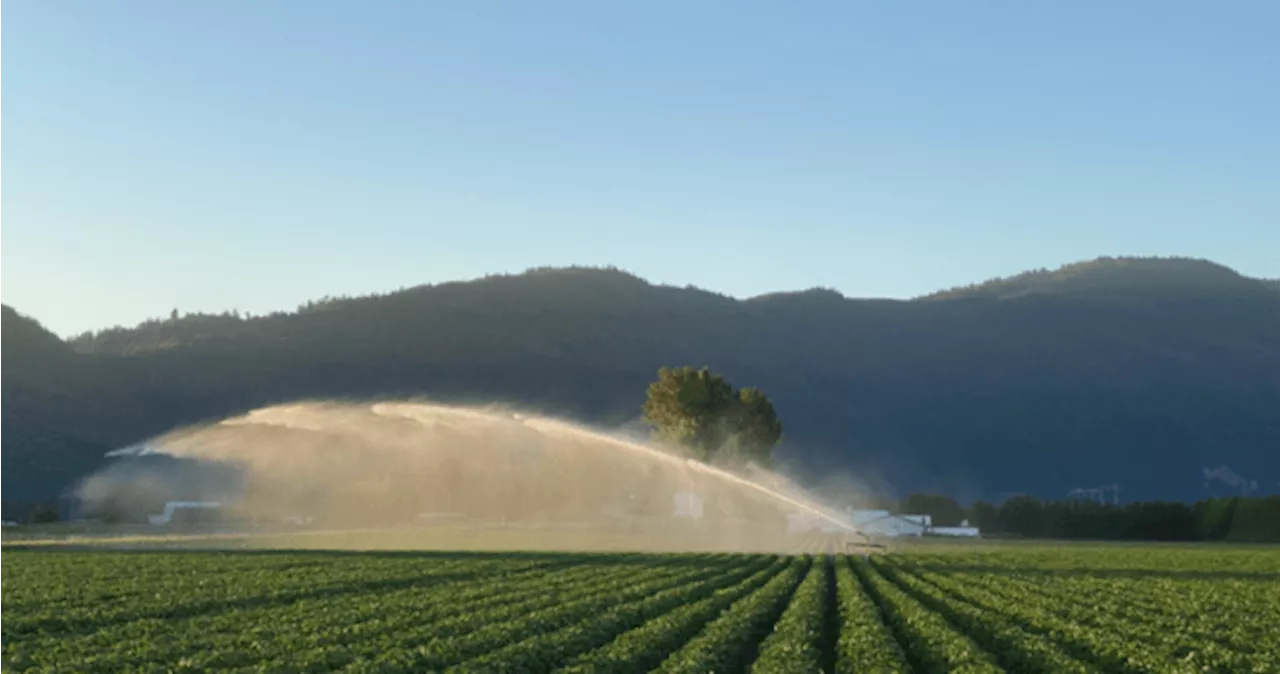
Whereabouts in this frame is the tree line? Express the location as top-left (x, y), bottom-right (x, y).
top-left (902, 493), bottom-right (1280, 543)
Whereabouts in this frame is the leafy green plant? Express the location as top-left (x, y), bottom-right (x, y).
top-left (833, 556), bottom-right (909, 673)
top-left (749, 556), bottom-right (829, 672)
top-left (653, 556), bottom-right (809, 672)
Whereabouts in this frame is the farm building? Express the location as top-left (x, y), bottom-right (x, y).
top-left (786, 508), bottom-right (942, 536)
top-left (847, 510), bottom-right (930, 537)
top-left (929, 525), bottom-right (982, 537)
top-left (842, 509), bottom-right (983, 538)
top-left (148, 501), bottom-right (224, 525)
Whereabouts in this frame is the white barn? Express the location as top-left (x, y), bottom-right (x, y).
top-left (148, 501), bottom-right (222, 525)
top-left (848, 510), bottom-right (930, 537)
top-left (929, 526), bottom-right (982, 537)
top-left (929, 519), bottom-right (981, 537)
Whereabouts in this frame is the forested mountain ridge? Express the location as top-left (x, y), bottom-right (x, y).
top-left (919, 256), bottom-right (1278, 300)
top-left (3, 306), bottom-right (82, 387)
top-left (5, 257), bottom-right (1279, 505)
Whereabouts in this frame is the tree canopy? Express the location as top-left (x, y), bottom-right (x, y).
top-left (641, 366), bottom-right (782, 468)
top-left (961, 495), bottom-right (1280, 543)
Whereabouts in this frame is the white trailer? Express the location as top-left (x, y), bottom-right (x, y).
top-left (148, 501), bottom-right (222, 525)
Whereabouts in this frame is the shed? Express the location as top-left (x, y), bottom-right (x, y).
top-left (848, 510), bottom-right (928, 537)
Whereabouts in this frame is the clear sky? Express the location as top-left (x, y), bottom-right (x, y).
top-left (4, 1), bottom-right (1278, 336)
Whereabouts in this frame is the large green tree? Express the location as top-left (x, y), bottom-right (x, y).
top-left (642, 366), bottom-right (782, 467)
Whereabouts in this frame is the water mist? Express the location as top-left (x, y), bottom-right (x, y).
top-left (79, 401), bottom-right (861, 553)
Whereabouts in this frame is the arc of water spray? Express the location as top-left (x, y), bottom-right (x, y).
top-left (466, 410), bottom-right (857, 534)
top-left (103, 401), bottom-right (859, 537)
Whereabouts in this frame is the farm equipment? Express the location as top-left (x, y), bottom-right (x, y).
top-left (844, 531), bottom-right (888, 557)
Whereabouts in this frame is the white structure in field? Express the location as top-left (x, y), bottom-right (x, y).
top-left (928, 518), bottom-right (981, 536)
top-left (929, 526), bottom-right (982, 537)
top-left (901, 514), bottom-right (932, 528)
top-left (848, 510), bottom-right (930, 537)
top-left (148, 501), bottom-right (222, 525)
top-left (837, 509), bottom-right (982, 538)
top-left (672, 492), bottom-right (704, 520)
top-left (786, 508), bottom-right (934, 536)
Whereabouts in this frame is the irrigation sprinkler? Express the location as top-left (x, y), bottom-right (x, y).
top-left (844, 531), bottom-right (888, 558)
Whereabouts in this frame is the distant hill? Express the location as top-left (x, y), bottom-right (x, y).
top-left (2, 307), bottom-right (135, 506)
top-left (3, 306), bottom-right (79, 384)
top-left (4, 256), bottom-right (1279, 505)
top-left (920, 257), bottom-right (1276, 300)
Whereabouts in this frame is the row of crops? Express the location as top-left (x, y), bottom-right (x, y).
top-left (3, 544), bottom-right (1278, 672)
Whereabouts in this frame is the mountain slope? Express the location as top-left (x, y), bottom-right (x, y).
top-left (4, 257), bottom-right (1278, 504)
top-left (920, 257), bottom-right (1276, 300)
top-left (2, 308), bottom-right (134, 505)
top-left (3, 306), bottom-right (81, 387)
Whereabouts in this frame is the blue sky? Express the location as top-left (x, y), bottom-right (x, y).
top-left (4, 1), bottom-right (1278, 336)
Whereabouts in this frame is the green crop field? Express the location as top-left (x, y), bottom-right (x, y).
top-left (3, 544), bottom-right (1279, 672)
